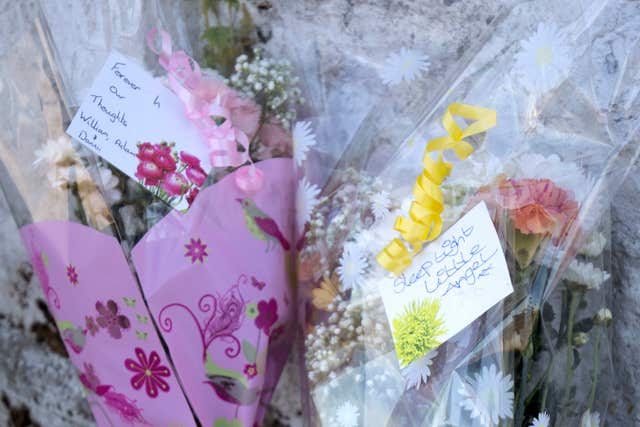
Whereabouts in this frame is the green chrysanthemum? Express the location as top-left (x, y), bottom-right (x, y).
top-left (393, 299), bottom-right (446, 367)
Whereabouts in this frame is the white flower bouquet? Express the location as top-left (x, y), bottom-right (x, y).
top-left (296, 1), bottom-right (640, 426)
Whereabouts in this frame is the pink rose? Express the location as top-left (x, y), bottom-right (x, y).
top-left (162, 172), bottom-right (189, 196)
top-left (258, 121), bottom-right (293, 156)
top-left (186, 166), bottom-right (207, 187)
top-left (136, 142), bottom-right (156, 161)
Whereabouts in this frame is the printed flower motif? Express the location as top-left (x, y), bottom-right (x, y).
top-left (208, 285), bottom-right (246, 337)
top-left (162, 172), bottom-right (189, 196)
top-left (370, 191), bottom-right (391, 221)
top-left (269, 324), bottom-right (286, 343)
top-left (243, 363), bottom-right (258, 379)
top-left (97, 166), bottom-right (122, 203)
top-left (246, 303), bottom-right (259, 319)
top-left (337, 243), bottom-right (368, 290)
top-left (152, 148), bottom-right (177, 172)
top-left (186, 166), bottom-right (207, 187)
top-left (95, 300), bottom-right (131, 339)
top-left (335, 401), bottom-right (360, 427)
top-left (514, 22), bottom-right (572, 94)
top-left (393, 299), bottom-right (446, 367)
top-left (581, 410), bottom-right (600, 427)
top-left (125, 347), bottom-right (171, 398)
top-left (186, 187), bottom-right (200, 207)
top-left (292, 121), bottom-right (316, 167)
top-left (380, 48), bottom-right (430, 86)
top-left (66, 264), bottom-right (79, 285)
top-left (250, 276), bottom-right (265, 290)
top-left (459, 364), bottom-right (514, 427)
top-left (61, 327), bottom-right (86, 354)
top-left (402, 349), bottom-right (438, 390)
top-left (135, 161), bottom-right (164, 185)
top-left (184, 238), bottom-right (208, 264)
top-left (137, 142), bottom-right (157, 161)
top-left (255, 298), bottom-right (278, 335)
top-left (529, 411), bottom-right (550, 427)
top-left (179, 151), bottom-right (202, 169)
top-left (85, 315), bottom-right (99, 336)
top-left (79, 362), bottom-right (101, 393)
top-left (103, 389), bottom-right (147, 423)
top-left (296, 177), bottom-right (320, 234)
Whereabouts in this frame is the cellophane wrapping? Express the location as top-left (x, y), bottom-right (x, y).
top-left (0, 2), bottom-right (301, 426)
top-left (296, 0), bottom-right (640, 426)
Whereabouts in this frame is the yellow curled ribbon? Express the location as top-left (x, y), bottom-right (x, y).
top-left (376, 103), bottom-right (497, 275)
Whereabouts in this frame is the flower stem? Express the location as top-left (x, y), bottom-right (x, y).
top-left (587, 326), bottom-right (602, 410)
top-left (561, 290), bottom-right (579, 415)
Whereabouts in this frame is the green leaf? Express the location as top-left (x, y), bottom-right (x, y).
top-left (204, 355), bottom-right (247, 386)
top-left (542, 302), bottom-right (555, 322)
top-left (202, 26), bottom-right (234, 49)
top-left (213, 417), bottom-right (243, 427)
top-left (135, 330), bottom-right (148, 341)
top-left (574, 318), bottom-right (594, 333)
top-left (242, 339), bottom-right (257, 363)
top-left (136, 314), bottom-right (149, 324)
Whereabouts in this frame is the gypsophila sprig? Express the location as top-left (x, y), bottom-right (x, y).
top-left (228, 49), bottom-right (303, 129)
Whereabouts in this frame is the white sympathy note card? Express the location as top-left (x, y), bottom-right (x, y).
top-left (378, 201), bottom-right (514, 366)
top-left (66, 51), bottom-right (211, 211)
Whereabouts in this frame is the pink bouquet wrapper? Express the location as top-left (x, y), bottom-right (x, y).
top-left (132, 157), bottom-right (296, 427)
top-left (19, 221), bottom-right (196, 427)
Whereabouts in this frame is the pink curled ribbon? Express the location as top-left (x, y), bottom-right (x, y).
top-left (146, 28), bottom-right (263, 193)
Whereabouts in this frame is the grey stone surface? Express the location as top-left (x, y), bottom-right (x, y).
top-left (0, 0), bottom-right (639, 426)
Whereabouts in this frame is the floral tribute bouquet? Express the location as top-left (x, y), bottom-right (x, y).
top-left (0, 2), bottom-right (303, 426)
top-left (296, 1), bottom-right (640, 426)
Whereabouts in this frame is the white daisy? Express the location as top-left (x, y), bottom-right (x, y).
top-left (505, 153), bottom-right (593, 202)
top-left (370, 191), bottom-right (391, 221)
top-left (335, 401), bottom-right (359, 427)
top-left (296, 177), bottom-right (320, 233)
top-left (402, 349), bottom-right (437, 390)
top-left (563, 259), bottom-right (610, 291)
top-left (579, 232), bottom-right (607, 258)
top-left (581, 410), bottom-right (600, 427)
top-left (529, 411), bottom-right (550, 427)
top-left (595, 307), bottom-right (612, 326)
top-left (34, 135), bottom-right (79, 167)
top-left (97, 166), bottom-right (122, 203)
top-left (514, 22), bottom-right (572, 94)
top-left (380, 48), bottom-right (430, 86)
top-left (459, 364), bottom-right (514, 427)
top-left (292, 121), bottom-right (316, 167)
top-left (337, 243), bottom-right (368, 290)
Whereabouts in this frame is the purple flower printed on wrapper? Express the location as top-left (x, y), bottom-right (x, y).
top-left (125, 347), bottom-right (171, 398)
top-left (255, 298), bottom-right (278, 335)
top-left (185, 238), bottom-right (208, 264)
top-left (95, 300), bottom-right (131, 339)
top-left (66, 264), bottom-right (79, 285)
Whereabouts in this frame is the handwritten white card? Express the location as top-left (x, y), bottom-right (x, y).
top-left (66, 51), bottom-right (211, 211)
top-left (378, 201), bottom-right (513, 366)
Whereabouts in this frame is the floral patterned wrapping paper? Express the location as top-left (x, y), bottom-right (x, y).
top-left (131, 157), bottom-right (295, 427)
top-left (19, 221), bottom-right (196, 427)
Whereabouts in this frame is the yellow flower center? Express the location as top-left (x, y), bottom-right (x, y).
top-left (535, 45), bottom-right (553, 67)
top-left (145, 369), bottom-right (152, 377)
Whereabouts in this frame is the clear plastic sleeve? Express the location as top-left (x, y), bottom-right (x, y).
top-left (295, 0), bottom-right (639, 425)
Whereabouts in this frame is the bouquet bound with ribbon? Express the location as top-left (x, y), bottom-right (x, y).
top-left (296, 1), bottom-right (640, 426)
top-left (0, 2), bottom-right (301, 426)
